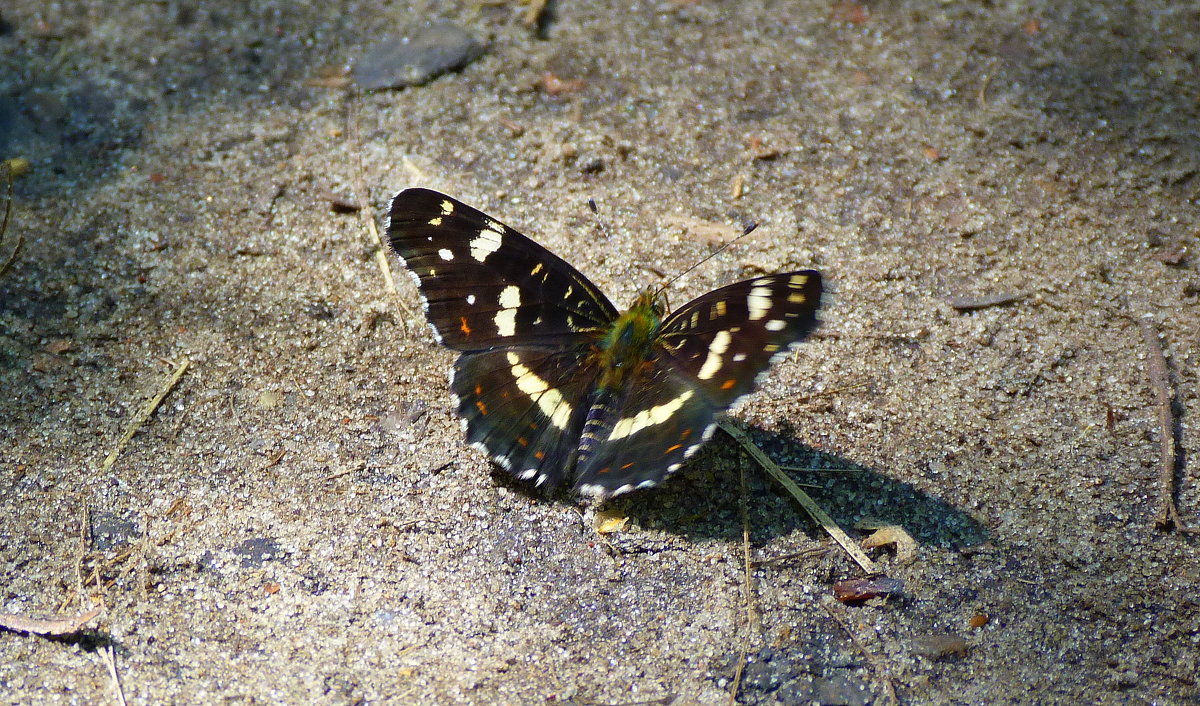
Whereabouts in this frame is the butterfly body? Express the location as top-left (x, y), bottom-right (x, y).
top-left (386, 188), bottom-right (822, 499)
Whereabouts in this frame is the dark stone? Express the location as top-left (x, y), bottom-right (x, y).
top-left (352, 22), bottom-right (485, 90)
top-left (813, 672), bottom-right (873, 706)
top-left (233, 536), bottom-right (286, 568)
top-left (580, 156), bottom-right (605, 174)
top-left (92, 513), bottom-right (139, 551)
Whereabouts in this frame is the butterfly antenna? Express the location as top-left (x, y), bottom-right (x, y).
top-left (587, 197), bottom-right (617, 241)
top-left (654, 221), bottom-right (759, 297)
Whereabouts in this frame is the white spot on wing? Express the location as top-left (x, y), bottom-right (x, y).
top-left (499, 285), bottom-right (521, 309)
top-left (697, 330), bottom-right (732, 380)
top-left (466, 294), bottom-right (476, 305)
top-left (469, 228), bottom-right (504, 262)
top-left (506, 352), bottom-right (573, 429)
top-left (440, 199), bottom-right (454, 216)
top-left (495, 285), bottom-right (521, 336)
top-left (438, 248), bottom-right (454, 261)
top-left (765, 319), bottom-right (786, 331)
top-left (748, 284), bottom-right (773, 321)
top-left (609, 390), bottom-right (695, 440)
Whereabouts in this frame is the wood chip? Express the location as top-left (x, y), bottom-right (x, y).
top-left (833, 577), bottom-right (904, 602)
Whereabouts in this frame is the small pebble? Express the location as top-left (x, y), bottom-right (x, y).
top-left (352, 22), bottom-right (485, 90)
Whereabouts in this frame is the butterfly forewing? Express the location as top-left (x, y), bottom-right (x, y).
top-left (657, 272), bottom-right (822, 405)
top-left (387, 188), bottom-right (618, 350)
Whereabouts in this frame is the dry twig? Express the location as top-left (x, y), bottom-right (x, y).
top-left (728, 464), bottom-right (757, 705)
top-left (99, 642), bottom-right (128, 706)
top-left (945, 292), bottom-right (1027, 311)
top-left (100, 359), bottom-right (190, 473)
top-left (0, 607), bottom-right (101, 636)
top-left (0, 159), bottom-right (23, 280)
top-left (345, 95), bottom-right (412, 334)
top-left (1138, 317), bottom-right (1189, 531)
top-left (719, 419), bottom-right (878, 574)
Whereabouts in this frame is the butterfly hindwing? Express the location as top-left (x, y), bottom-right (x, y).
top-left (451, 344), bottom-right (598, 490)
top-left (657, 272), bottom-right (822, 406)
top-left (387, 188), bottom-right (618, 350)
top-left (572, 355), bottom-right (720, 496)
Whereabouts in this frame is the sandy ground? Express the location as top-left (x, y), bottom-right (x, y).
top-left (2, 1), bottom-right (1198, 704)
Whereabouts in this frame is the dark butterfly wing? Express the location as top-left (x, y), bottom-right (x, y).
top-left (387, 188), bottom-right (619, 350)
top-left (571, 271), bottom-right (822, 498)
top-left (571, 355), bottom-right (721, 497)
top-left (657, 271), bottom-right (822, 405)
top-left (451, 345), bottom-right (598, 489)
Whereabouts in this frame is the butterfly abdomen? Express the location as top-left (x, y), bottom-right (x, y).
top-left (575, 391), bottom-right (621, 472)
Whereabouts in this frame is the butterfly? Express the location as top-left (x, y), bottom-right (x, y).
top-left (385, 188), bottom-right (822, 499)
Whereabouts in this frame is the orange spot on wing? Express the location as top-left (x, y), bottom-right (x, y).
top-left (721, 379), bottom-right (737, 390)
top-left (459, 316), bottom-right (472, 337)
top-left (517, 436), bottom-right (529, 447)
top-left (475, 400), bottom-right (488, 415)
top-left (597, 466), bottom-right (611, 474)
top-left (680, 428), bottom-right (693, 440)
top-left (534, 450), bottom-right (545, 460)
top-left (475, 384), bottom-right (483, 396)
top-left (621, 462), bottom-right (635, 470)
top-left (666, 444), bottom-right (682, 453)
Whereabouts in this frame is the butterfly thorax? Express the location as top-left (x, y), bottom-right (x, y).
top-left (593, 288), bottom-right (664, 389)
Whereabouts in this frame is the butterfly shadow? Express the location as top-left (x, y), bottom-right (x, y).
top-left (592, 421), bottom-right (990, 552)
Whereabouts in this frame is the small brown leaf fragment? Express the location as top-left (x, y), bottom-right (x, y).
top-left (969, 613), bottom-right (990, 629)
top-left (1023, 18), bottom-right (1041, 36)
top-left (263, 582), bottom-right (280, 595)
top-left (0, 607), bottom-right (102, 636)
top-left (1150, 242), bottom-right (1188, 265)
top-left (860, 525), bottom-right (917, 564)
top-left (922, 146), bottom-right (942, 161)
top-left (498, 117), bottom-right (525, 136)
top-left (911, 633), bottom-right (970, 660)
top-left (830, 2), bottom-right (869, 25)
top-left (746, 135), bottom-right (782, 160)
top-left (165, 497), bottom-right (191, 519)
top-left (44, 339), bottom-right (72, 354)
top-left (832, 576), bottom-right (904, 603)
top-left (305, 65), bottom-right (353, 89)
top-left (541, 72), bottom-right (586, 96)
top-left (595, 508), bottom-right (630, 535)
top-left (523, 0), bottom-right (549, 27)
top-left (330, 197), bottom-right (362, 214)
